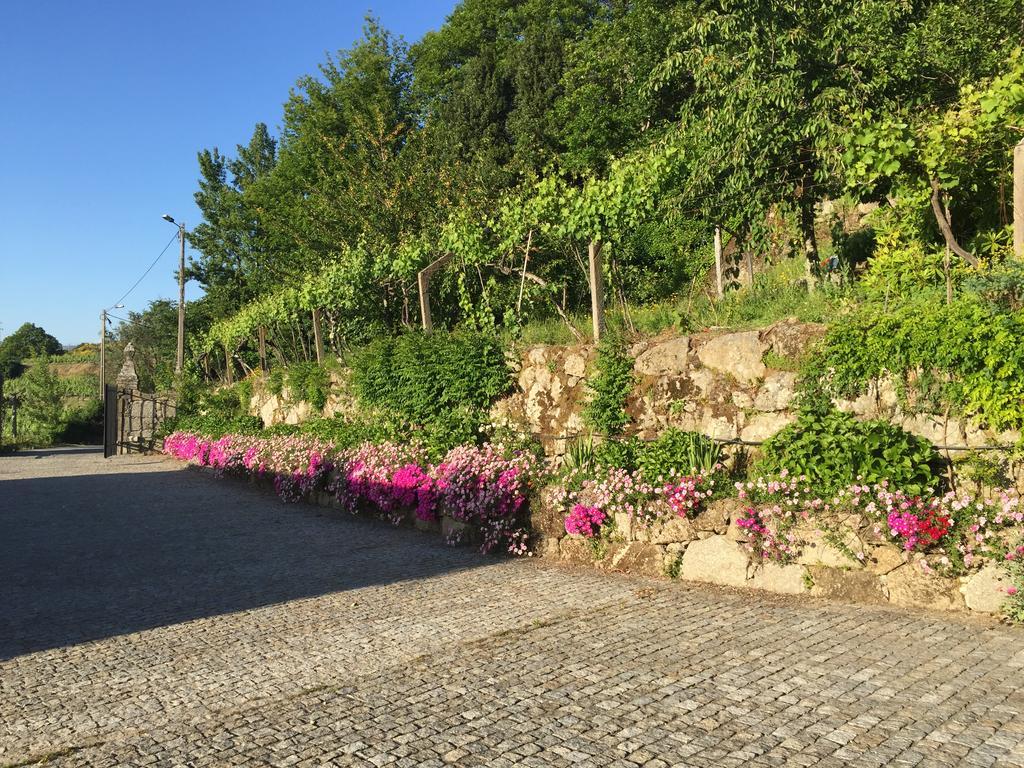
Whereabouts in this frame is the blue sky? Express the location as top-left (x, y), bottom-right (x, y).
top-left (0, 0), bottom-right (458, 345)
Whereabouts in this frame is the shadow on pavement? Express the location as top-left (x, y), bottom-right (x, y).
top-left (0, 465), bottom-right (486, 659)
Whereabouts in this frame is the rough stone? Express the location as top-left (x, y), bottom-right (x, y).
top-left (761, 318), bottom-right (826, 360)
top-left (731, 390), bottom-right (754, 409)
top-left (696, 331), bottom-right (767, 385)
top-left (740, 412), bottom-right (795, 443)
top-left (604, 542), bottom-right (666, 577)
top-left (559, 536), bottom-right (596, 567)
top-left (679, 535), bottom-right (749, 588)
top-left (794, 527), bottom-right (864, 569)
top-left (563, 352), bottom-right (587, 379)
top-left (962, 565), bottom-right (1014, 614)
top-left (864, 545), bottom-right (905, 575)
top-left (634, 337), bottom-right (689, 377)
top-left (695, 498), bottom-right (743, 535)
top-left (613, 511), bottom-right (633, 542)
top-left (808, 567), bottom-right (888, 605)
top-left (530, 487), bottom-right (568, 539)
top-left (650, 516), bottom-right (696, 545)
top-left (885, 565), bottom-right (964, 612)
top-left (900, 413), bottom-right (967, 448)
top-left (753, 371), bottom-right (798, 412)
top-left (748, 563), bottom-right (808, 595)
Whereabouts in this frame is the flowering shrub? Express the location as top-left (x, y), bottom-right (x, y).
top-left (163, 431), bottom-right (543, 556)
top-left (565, 504), bottom-right (606, 537)
top-left (664, 474), bottom-right (714, 519)
top-left (556, 464), bottom-right (714, 540)
top-left (737, 472), bottom-right (1024, 577)
top-left (887, 502), bottom-right (952, 551)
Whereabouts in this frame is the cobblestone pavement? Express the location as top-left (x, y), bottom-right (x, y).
top-left (2, 448), bottom-right (1023, 767)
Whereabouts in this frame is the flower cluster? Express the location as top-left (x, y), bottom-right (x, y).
top-left (736, 472), bottom-right (1024, 571)
top-left (564, 504), bottom-right (606, 538)
top-left (664, 474), bottom-right (714, 519)
top-left (887, 502), bottom-right (952, 551)
top-left (163, 431), bottom-right (543, 555)
top-left (556, 464), bottom-right (714, 537)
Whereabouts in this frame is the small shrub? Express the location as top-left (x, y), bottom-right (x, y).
top-left (758, 404), bottom-right (940, 494)
top-left (285, 362), bottom-right (330, 411)
top-left (584, 337), bottom-right (635, 436)
top-left (636, 429), bottom-right (722, 481)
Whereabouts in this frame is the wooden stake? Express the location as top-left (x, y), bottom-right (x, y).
top-left (224, 344), bottom-right (233, 385)
top-left (417, 253), bottom-right (453, 333)
top-left (588, 240), bottom-right (605, 343)
top-left (258, 326), bottom-right (267, 372)
top-left (1014, 139), bottom-right (1024, 260)
top-left (713, 226), bottom-right (723, 299)
top-left (311, 308), bottom-right (324, 364)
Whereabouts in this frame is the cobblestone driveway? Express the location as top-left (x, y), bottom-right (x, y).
top-left (2, 448), bottom-right (1023, 767)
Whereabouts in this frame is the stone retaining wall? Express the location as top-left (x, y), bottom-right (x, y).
top-left (528, 487), bottom-right (1013, 617)
top-left (188, 463), bottom-right (1013, 618)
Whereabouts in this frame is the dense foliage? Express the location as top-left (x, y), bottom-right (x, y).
top-left (758, 405), bottom-right (941, 495)
top-left (173, 1), bottom-right (1021, 381)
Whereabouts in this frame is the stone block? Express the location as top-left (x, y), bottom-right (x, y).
top-left (748, 563), bottom-right (808, 595)
top-left (613, 511), bottom-right (633, 541)
top-left (679, 535), bottom-right (749, 588)
top-left (962, 565), bottom-right (1014, 613)
top-left (808, 566), bottom-right (888, 604)
top-left (414, 516), bottom-right (440, 533)
top-left (533, 534), bottom-right (562, 559)
top-left (696, 331), bottom-right (767, 385)
top-left (740, 412), bottom-right (795, 443)
top-left (794, 525), bottom-right (864, 569)
top-left (563, 352), bottom-right (588, 378)
top-left (864, 545), bottom-right (905, 575)
top-left (753, 371), bottom-right (798, 412)
top-left (560, 536), bottom-right (597, 567)
top-left (634, 337), bottom-right (689, 377)
top-left (650, 515), bottom-right (696, 545)
top-left (885, 565), bottom-right (965, 612)
top-left (530, 487), bottom-right (568, 538)
top-left (604, 542), bottom-right (666, 577)
top-left (695, 498), bottom-right (743, 535)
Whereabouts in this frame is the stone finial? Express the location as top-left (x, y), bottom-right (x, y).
top-left (116, 342), bottom-right (140, 391)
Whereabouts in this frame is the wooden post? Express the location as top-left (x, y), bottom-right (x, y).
top-left (588, 240), bottom-right (605, 343)
top-left (311, 308), bottom-right (324, 364)
top-left (224, 344), bottom-right (233, 385)
top-left (1014, 139), bottom-right (1024, 260)
top-left (714, 227), bottom-right (723, 299)
top-left (257, 326), bottom-right (267, 372)
top-left (417, 253), bottom-right (453, 333)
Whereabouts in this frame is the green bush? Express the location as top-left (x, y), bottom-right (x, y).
top-left (636, 429), bottom-right (722, 480)
top-left (758, 405), bottom-right (941, 494)
top-left (806, 293), bottom-right (1024, 431)
top-left (267, 367), bottom-right (285, 396)
top-left (158, 412), bottom-right (264, 439)
top-left (349, 330), bottom-right (510, 455)
top-left (285, 362), bottom-right (330, 411)
top-left (584, 337), bottom-right (635, 436)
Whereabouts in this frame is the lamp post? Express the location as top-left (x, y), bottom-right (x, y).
top-left (99, 304), bottom-right (124, 399)
top-left (162, 214), bottom-right (187, 376)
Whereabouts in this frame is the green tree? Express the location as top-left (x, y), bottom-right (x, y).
top-left (0, 323), bottom-right (62, 378)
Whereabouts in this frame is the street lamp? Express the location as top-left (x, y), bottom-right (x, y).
top-left (162, 214), bottom-right (187, 376)
top-left (99, 303), bottom-right (124, 399)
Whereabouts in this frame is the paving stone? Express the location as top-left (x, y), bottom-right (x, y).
top-left (1, 447), bottom-right (1022, 767)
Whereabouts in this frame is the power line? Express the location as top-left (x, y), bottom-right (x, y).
top-left (109, 231), bottom-right (180, 310)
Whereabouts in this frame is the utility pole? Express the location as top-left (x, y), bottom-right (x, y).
top-left (162, 214), bottom-right (186, 376)
top-left (100, 309), bottom-right (107, 400)
top-left (1014, 138), bottom-right (1024, 260)
top-left (176, 222), bottom-right (185, 375)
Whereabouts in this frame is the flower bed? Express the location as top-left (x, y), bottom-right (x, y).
top-left (163, 431), bottom-right (544, 555)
